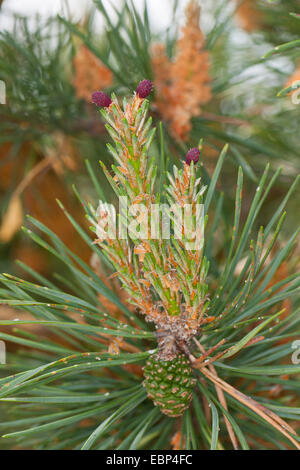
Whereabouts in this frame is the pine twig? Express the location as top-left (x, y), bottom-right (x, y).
top-left (193, 339), bottom-right (239, 450)
top-left (194, 360), bottom-right (300, 450)
top-left (13, 155), bottom-right (57, 199)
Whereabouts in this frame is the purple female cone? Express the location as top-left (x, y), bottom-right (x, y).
top-left (136, 80), bottom-right (153, 99)
top-left (91, 91), bottom-right (112, 108)
top-left (185, 148), bottom-right (200, 166)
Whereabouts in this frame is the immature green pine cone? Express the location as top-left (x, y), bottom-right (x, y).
top-left (143, 353), bottom-right (195, 418)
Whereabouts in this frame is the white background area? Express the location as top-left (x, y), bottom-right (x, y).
top-left (0, 0), bottom-right (189, 32)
